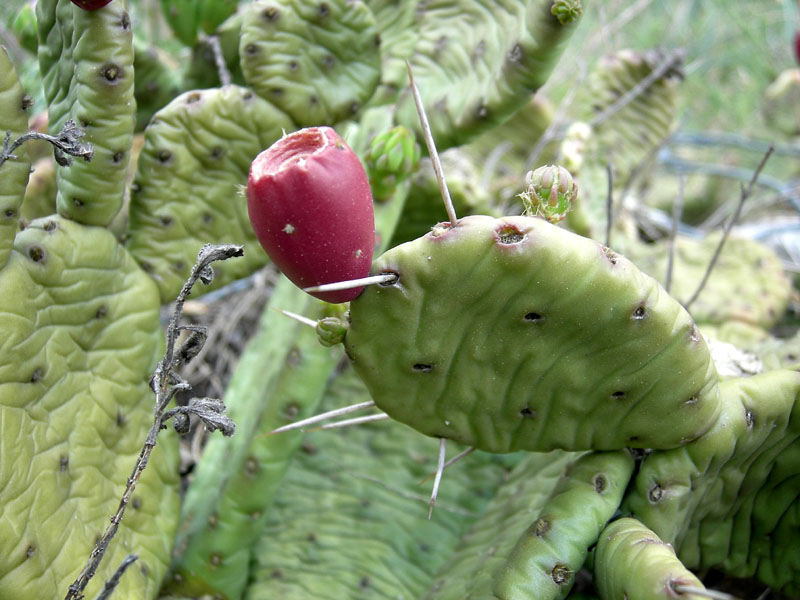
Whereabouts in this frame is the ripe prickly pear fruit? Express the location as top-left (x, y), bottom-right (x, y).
top-left (519, 165), bottom-right (577, 223)
top-left (69, 0), bottom-right (113, 9)
top-left (794, 30), bottom-right (800, 64)
top-left (246, 127), bottom-right (375, 303)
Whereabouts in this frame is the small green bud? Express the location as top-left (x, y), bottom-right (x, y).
top-left (519, 165), bottom-right (577, 224)
top-left (550, 0), bottom-right (582, 25)
top-left (364, 126), bottom-right (421, 203)
top-left (316, 316), bottom-right (348, 347)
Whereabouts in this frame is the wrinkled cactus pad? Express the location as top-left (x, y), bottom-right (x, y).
top-left (624, 369), bottom-right (800, 595)
top-left (594, 518), bottom-right (705, 600)
top-left (0, 215), bottom-right (179, 599)
top-left (345, 215), bottom-right (721, 453)
top-left (245, 367), bottom-right (518, 599)
top-left (0, 46), bottom-right (32, 269)
top-left (37, 0), bottom-right (135, 226)
top-left (394, 0), bottom-right (581, 149)
top-left (240, 0), bottom-right (381, 126)
top-left (427, 450), bottom-right (632, 600)
top-left (126, 85), bottom-right (293, 302)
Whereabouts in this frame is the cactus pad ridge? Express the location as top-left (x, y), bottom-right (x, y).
top-left (125, 85), bottom-right (294, 302)
top-left (0, 46), bottom-right (32, 269)
top-left (36, 0), bottom-right (136, 226)
top-left (493, 451), bottom-right (634, 600)
top-left (0, 215), bottom-right (179, 599)
top-left (345, 215), bottom-right (721, 453)
top-left (594, 518), bottom-right (706, 600)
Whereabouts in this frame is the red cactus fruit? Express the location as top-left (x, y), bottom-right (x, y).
top-left (69, 0), bottom-right (114, 9)
top-left (794, 30), bottom-right (800, 65)
top-left (246, 127), bottom-right (375, 303)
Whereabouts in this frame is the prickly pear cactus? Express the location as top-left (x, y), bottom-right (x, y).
top-left (424, 450), bottom-right (633, 600)
top-left (345, 215), bottom-right (721, 453)
top-left (239, 0), bottom-right (381, 127)
top-left (125, 85), bottom-right (293, 302)
top-left (624, 369), bottom-right (800, 595)
top-left (245, 367), bottom-right (520, 599)
top-left (582, 49), bottom-right (682, 184)
top-left (0, 46), bottom-right (32, 269)
top-left (36, 0), bottom-right (135, 226)
top-left (0, 215), bottom-right (180, 599)
top-left (593, 518), bottom-right (706, 600)
top-left (393, 0), bottom-right (582, 150)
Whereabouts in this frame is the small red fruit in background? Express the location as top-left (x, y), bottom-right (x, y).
top-left (246, 127), bottom-right (375, 303)
top-left (69, 0), bottom-right (114, 9)
top-left (794, 30), bottom-right (800, 65)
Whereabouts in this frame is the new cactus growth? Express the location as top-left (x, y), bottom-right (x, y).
top-left (519, 164), bottom-right (577, 223)
top-left (246, 126), bottom-right (375, 303)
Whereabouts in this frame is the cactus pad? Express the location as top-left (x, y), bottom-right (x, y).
top-left (245, 367), bottom-right (518, 599)
top-left (239, 0), bottom-right (381, 126)
top-left (345, 215), bottom-right (721, 453)
top-left (393, 0), bottom-right (581, 149)
top-left (36, 0), bottom-right (135, 226)
top-left (125, 86), bottom-right (293, 302)
top-left (0, 215), bottom-right (179, 599)
top-left (624, 369), bottom-right (800, 595)
top-left (594, 518), bottom-right (705, 600)
top-left (0, 46), bottom-right (32, 269)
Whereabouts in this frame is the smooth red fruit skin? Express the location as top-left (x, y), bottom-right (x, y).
top-left (794, 31), bottom-right (800, 65)
top-left (69, 0), bottom-right (114, 9)
top-left (246, 127), bottom-right (375, 303)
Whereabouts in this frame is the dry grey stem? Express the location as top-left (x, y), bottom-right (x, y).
top-left (0, 119), bottom-right (93, 169)
top-left (684, 146), bottom-right (774, 311)
top-left (63, 244), bottom-right (242, 600)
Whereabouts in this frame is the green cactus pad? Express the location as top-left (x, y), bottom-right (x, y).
top-left (583, 49), bottom-right (682, 184)
top-left (345, 215), bottom-right (721, 453)
top-left (623, 369), bottom-right (800, 595)
top-left (594, 518), bottom-right (705, 600)
top-left (0, 46), bottom-right (32, 269)
top-left (37, 0), bottom-right (135, 226)
top-left (239, 0), bottom-right (381, 126)
top-left (494, 451), bottom-right (633, 599)
top-left (245, 367), bottom-right (520, 599)
top-left (125, 85), bottom-right (293, 302)
top-left (393, 0), bottom-right (581, 150)
top-left (422, 450), bottom-right (578, 600)
top-left (0, 215), bottom-right (179, 599)
top-left (424, 450), bottom-right (632, 600)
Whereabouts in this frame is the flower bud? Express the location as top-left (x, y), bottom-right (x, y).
top-left (520, 165), bottom-right (577, 224)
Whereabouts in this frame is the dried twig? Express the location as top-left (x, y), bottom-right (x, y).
top-left (1, 119), bottom-right (93, 169)
top-left (64, 244), bottom-right (242, 600)
top-left (92, 555), bottom-right (138, 600)
top-left (684, 147), bottom-right (774, 312)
